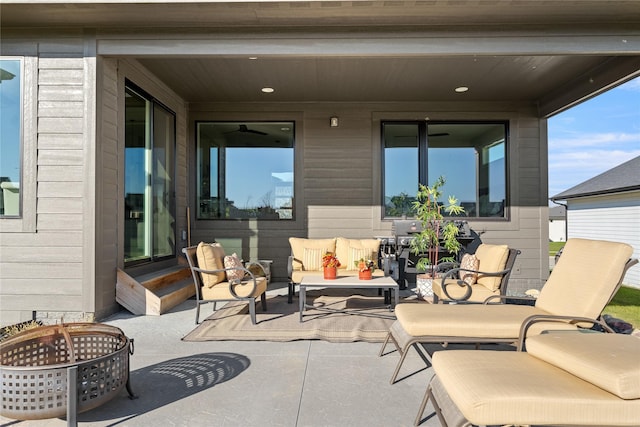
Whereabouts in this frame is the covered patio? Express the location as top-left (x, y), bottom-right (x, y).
top-left (0, 284), bottom-right (450, 427)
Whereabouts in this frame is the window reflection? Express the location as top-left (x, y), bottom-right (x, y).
top-left (383, 121), bottom-right (507, 218)
top-left (197, 122), bottom-right (295, 220)
top-left (0, 58), bottom-right (22, 217)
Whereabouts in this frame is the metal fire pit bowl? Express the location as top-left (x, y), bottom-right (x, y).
top-left (1, 322), bottom-right (136, 425)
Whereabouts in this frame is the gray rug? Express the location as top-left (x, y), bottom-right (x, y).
top-left (181, 289), bottom-right (397, 343)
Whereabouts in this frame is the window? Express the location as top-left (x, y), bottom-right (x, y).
top-left (383, 121), bottom-right (507, 218)
top-left (124, 83), bottom-right (176, 264)
top-left (197, 122), bottom-right (294, 220)
top-left (0, 58), bottom-right (22, 217)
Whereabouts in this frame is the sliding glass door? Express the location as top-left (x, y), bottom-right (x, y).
top-left (124, 83), bottom-right (176, 264)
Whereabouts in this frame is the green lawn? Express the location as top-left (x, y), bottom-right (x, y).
top-left (549, 241), bottom-right (565, 257)
top-left (604, 286), bottom-right (640, 329)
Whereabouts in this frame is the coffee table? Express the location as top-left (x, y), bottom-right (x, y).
top-left (299, 275), bottom-right (400, 322)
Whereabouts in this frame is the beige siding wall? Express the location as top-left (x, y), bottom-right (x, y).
top-left (189, 102), bottom-right (549, 293)
top-left (95, 57), bottom-right (120, 319)
top-left (567, 191), bottom-right (640, 288)
top-left (0, 32), bottom-right (96, 325)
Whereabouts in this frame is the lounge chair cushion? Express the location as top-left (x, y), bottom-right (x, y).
top-left (474, 244), bottom-right (509, 291)
top-left (432, 349), bottom-right (640, 426)
top-left (431, 279), bottom-right (497, 302)
top-left (394, 303), bottom-right (577, 338)
top-left (289, 237), bottom-right (336, 271)
top-left (335, 238), bottom-right (381, 270)
top-left (196, 242), bottom-right (226, 287)
top-left (200, 277), bottom-right (268, 300)
top-left (535, 238), bottom-right (634, 319)
top-left (527, 333), bottom-right (640, 399)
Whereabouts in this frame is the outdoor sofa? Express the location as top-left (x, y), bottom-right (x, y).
top-left (287, 237), bottom-right (385, 302)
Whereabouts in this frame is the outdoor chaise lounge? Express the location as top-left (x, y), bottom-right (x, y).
top-left (183, 243), bottom-right (268, 325)
top-left (416, 331), bottom-right (640, 426)
top-left (380, 238), bottom-right (638, 384)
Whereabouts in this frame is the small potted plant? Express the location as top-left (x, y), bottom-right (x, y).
top-left (355, 258), bottom-right (376, 280)
top-left (410, 176), bottom-right (465, 298)
top-left (322, 252), bottom-right (341, 280)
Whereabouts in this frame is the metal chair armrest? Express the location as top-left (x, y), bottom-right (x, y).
top-left (517, 314), bottom-right (613, 351)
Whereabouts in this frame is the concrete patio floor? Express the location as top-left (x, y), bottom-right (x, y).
top-left (1, 283), bottom-right (451, 427)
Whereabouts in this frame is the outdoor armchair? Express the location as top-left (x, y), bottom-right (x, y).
top-left (182, 243), bottom-right (268, 325)
top-left (432, 245), bottom-right (521, 303)
top-left (380, 238), bottom-right (637, 384)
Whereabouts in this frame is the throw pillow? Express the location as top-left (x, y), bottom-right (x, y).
top-left (303, 247), bottom-right (325, 271)
top-left (224, 253), bottom-right (245, 282)
top-left (348, 247), bottom-right (373, 271)
top-left (459, 253), bottom-right (479, 286)
top-left (195, 242), bottom-right (226, 287)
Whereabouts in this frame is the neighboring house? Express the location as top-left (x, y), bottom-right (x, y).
top-left (551, 156), bottom-right (640, 288)
top-left (1, 1), bottom-right (640, 324)
top-left (548, 205), bottom-right (567, 242)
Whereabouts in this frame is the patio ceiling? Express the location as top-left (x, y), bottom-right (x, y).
top-left (3, 1), bottom-right (640, 116)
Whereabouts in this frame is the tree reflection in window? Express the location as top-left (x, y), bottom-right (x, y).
top-left (383, 121), bottom-right (507, 219)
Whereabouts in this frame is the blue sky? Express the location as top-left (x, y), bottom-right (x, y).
top-left (548, 76), bottom-right (640, 202)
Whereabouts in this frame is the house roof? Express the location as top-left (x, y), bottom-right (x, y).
top-left (2, 1), bottom-right (640, 116)
top-left (550, 155), bottom-right (640, 201)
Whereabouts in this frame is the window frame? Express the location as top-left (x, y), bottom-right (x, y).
top-left (381, 119), bottom-right (509, 220)
top-left (195, 120), bottom-right (296, 221)
top-left (0, 56), bottom-right (36, 232)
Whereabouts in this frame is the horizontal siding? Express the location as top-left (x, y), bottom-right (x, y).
top-left (0, 38), bottom-right (89, 324)
top-left (567, 191), bottom-right (640, 287)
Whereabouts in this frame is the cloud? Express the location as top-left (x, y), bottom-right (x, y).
top-left (549, 131), bottom-right (640, 150)
top-left (620, 76), bottom-right (640, 92)
top-left (548, 149), bottom-right (640, 196)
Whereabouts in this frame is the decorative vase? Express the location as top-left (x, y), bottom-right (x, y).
top-left (415, 273), bottom-right (433, 300)
top-left (323, 266), bottom-right (337, 280)
top-left (358, 269), bottom-right (372, 280)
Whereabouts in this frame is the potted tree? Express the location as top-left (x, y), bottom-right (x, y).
top-left (410, 176), bottom-right (465, 299)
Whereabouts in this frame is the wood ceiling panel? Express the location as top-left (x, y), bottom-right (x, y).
top-left (139, 55), bottom-right (608, 103)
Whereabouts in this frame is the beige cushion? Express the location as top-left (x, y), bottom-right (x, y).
top-left (432, 278), bottom-right (497, 302)
top-left (224, 253), bottom-right (244, 281)
top-left (201, 276), bottom-right (268, 300)
top-left (394, 303), bottom-right (576, 339)
top-left (347, 247), bottom-right (372, 271)
top-left (196, 242), bottom-right (226, 287)
top-left (335, 238), bottom-right (380, 270)
top-left (289, 238), bottom-right (336, 271)
top-left (432, 350), bottom-right (640, 427)
top-left (459, 253), bottom-right (479, 285)
top-left (535, 238), bottom-right (633, 318)
top-left (474, 244), bottom-right (509, 291)
top-left (527, 333), bottom-right (640, 399)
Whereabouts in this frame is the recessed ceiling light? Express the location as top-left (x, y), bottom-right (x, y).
top-left (455, 86), bottom-right (469, 93)
top-left (249, 56), bottom-right (258, 60)
top-left (261, 87), bottom-right (275, 93)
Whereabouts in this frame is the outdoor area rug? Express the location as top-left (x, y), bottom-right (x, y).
top-left (181, 288), bottom-right (397, 343)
